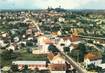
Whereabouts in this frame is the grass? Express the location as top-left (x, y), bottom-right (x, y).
top-left (18, 50), bottom-right (47, 61)
top-left (1, 48), bottom-right (48, 66)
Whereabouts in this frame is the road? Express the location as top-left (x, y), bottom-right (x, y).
top-left (31, 20), bottom-right (41, 32)
top-left (78, 35), bottom-right (105, 40)
top-left (29, 18), bottom-right (87, 73)
top-left (56, 44), bottom-right (87, 73)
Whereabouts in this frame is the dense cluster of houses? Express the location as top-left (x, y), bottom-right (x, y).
top-left (0, 9), bottom-right (105, 73)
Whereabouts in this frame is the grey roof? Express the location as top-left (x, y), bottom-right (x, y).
top-left (12, 61), bottom-right (46, 65)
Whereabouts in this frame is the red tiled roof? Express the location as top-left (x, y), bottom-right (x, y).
top-left (85, 52), bottom-right (102, 61)
top-left (47, 52), bottom-right (55, 61)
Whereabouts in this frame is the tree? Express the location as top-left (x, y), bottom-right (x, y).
top-left (102, 51), bottom-right (105, 63)
top-left (1, 49), bottom-right (17, 60)
top-left (87, 63), bottom-right (95, 71)
top-left (26, 47), bottom-right (32, 53)
top-left (26, 40), bottom-right (33, 46)
top-left (72, 69), bottom-right (77, 73)
top-left (48, 44), bottom-right (59, 53)
top-left (70, 49), bottom-right (80, 62)
top-left (96, 66), bottom-right (102, 73)
top-left (33, 37), bottom-right (38, 43)
top-left (63, 47), bottom-right (70, 53)
top-left (69, 43), bottom-right (86, 62)
top-left (22, 65), bottom-right (30, 73)
top-left (78, 43), bottom-right (86, 62)
top-left (34, 67), bottom-right (40, 73)
top-left (11, 64), bottom-right (18, 72)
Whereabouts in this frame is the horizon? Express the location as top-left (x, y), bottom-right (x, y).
top-left (0, 0), bottom-right (105, 10)
top-left (0, 8), bottom-right (105, 11)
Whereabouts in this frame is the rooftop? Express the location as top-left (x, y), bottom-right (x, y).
top-left (12, 61), bottom-right (46, 65)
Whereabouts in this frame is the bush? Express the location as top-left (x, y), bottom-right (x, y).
top-left (1, 49), bottom-right (18, 60)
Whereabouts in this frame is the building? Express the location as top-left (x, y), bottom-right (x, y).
top-left (58, 17), bottom-right (65, 22)
top-left (97, 63), bottom-right (105, 70)
top-left (32, 44), bottom-right (49, 54)
top-left (12, 61), bottom-right (47, 70)
top-left (26, 29), bottom-right (33, 35)
top-left (0, 39), bottom-right (8, 48)
top-left (32, 35), bottom-right (53, 54)
top-left (58, 37), bottom-right (72, 52)
top-left (48, 53), bottom-right (66, 73)
top-left (84, 52), bottom-right (102, 68)
top-left (6, 44), bottom-right (16, 51)
top-left (37, 35), bottom-right (54, 45)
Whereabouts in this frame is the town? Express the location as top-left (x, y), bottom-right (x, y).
top-left (0, 8), bottom-right (105, 73)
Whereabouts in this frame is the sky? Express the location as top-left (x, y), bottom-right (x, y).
top-left (0, 0), bottom-right (105, 9)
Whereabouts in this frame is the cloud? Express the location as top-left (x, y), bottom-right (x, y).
top-left (0, 0), bottom-right (105, 9)
top-left (33, 0), bottom-right (81, 9)
top-left (33, 0), bottom-right (105, 9)
top-left (78, 0), bottom-right (105, 9)
top-left (0, 0), bottom-right (36, 9)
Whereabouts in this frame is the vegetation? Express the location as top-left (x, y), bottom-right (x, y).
top-left (11, 64), bottom-right (19, 72)
top-left (1, 49), bottom-right (18, 60)
top-left (102, 51), bottom-right (105, 63)
top-left (1, 48), bottom-right (47, 66)
top-left (68, 43), bottom-right (86, 62)
top-left (48, 44), bottom-right (59, 53)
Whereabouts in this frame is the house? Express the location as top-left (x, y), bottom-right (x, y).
top-left (10, 29), bottom-right (18, 36)
top-left (12, 61), bottom-right (48, 70)
top-left (51, 32), bottom-right (58, 36)
top-left (58, 38), bottom-right (65, 46)
top-left (34, 31), bottom-right (43, 36)
top-left (0, 39), bottom-right (8, 48)
top-left (37, 35), bottom-right (54, 50)
top-left (27, 36), bottom-right (33, 41)
top-left (32, 35), bottom-right (54, 54)
top-left (51, 71), bottom-right (66, 73)
top-left (37, 35), bottom-right (54, 45)
top-left (6, 43), bottom-right (16, 51)
top-left (32, 44), bottom-right (49, 54)
top-left (32, 36), bottom-right (53, 54)
top-left (59, 38), bottom-right (71, 47)
top-left (18, 41), bottom-right (26, 47)
top-left (70, 45), bottom-right (75, 53)
top-left (70, 34), bottom-right (80, 42)
top-left (84, 52), bottom-right (102, 69)
top-left (64, 39), bottom-right (71, 47)
top-left (48, 53), bottom-right (66, 73)
top-left (22, 35), bottom-right (26, 39)
top-left (58, 38), bottom-right (71, 52)
top-left (1, 32), bottom-right (7, 38)
top-left (58, 17), bottom-right (65, 22)
top-left (26, 29), bottom-right (33, 35)
top-left (97, 63), bottom-right (105, 70)
top-left (57, 31), bottom-right (62, 36)
top-left (13, 36), bottom-right (19, 42)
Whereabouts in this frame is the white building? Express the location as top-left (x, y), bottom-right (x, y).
top-left (6, 44), bottom-right (15, 51)
top-left (33, 36), bottom-right (53, 54)
top-left (32, 44), bottom-right (49, 54)
top-left (84, 58), bottom-right (102, 69)
top-left (97, 63), bottom-right (105, 69)
top-left (1, 33), bottom-right (7, 38)
top-left (14, 36), bottom-right (19, 42)
top-left (58, 38), bottom-right (71, 52)
top-left (58, 17), bottom-right (65, 22)
top-left (0, 40), bottom-right (8, 48)
top-left (51, 71), bottom-right (66, 73)
top-left (12, 61), bottom-right (47, 70)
